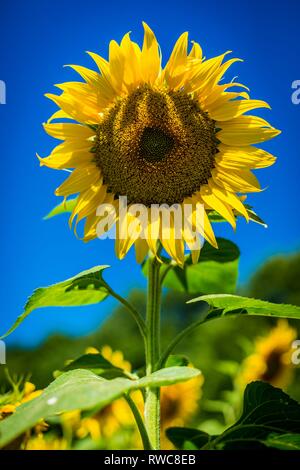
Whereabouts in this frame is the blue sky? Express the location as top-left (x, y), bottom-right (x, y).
top-left (0, 0), bottom-right (299, 346)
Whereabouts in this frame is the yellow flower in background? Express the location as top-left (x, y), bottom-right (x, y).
top-left (100, 345), bottom-right (132, 373)
top-left (25, 433), bottom-right (68, 450)
top-left (0, 380), bottom-right (47, 449)
top-left (0, 381), bottom-right (43, 420)
top-left (40, 23), bottom-right (280, 266)
top-left (21, 381), bottom-right (43, 403)
top-left (62, 346), bottom-right (136, 443)
top-left (238, 320), bottom-right (297, 389)
top-left (63, 346), bottom-right (203, 449)
top-left (160, 369), bottom-right (204, 449)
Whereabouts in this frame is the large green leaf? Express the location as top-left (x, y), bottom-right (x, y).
top-left (144, 238), bottom-right (240, 295)
top-left (167, 381), bottom-right (300, 450)
top-left (263, 434), bottom-right (300, 450)
top-left (44, 197), bottom-right (77, 220)
top-left (188, 293), bottom-right (300, 320)
top-left (0, 366), bottom-right (201, 448)
top-left (0, 266), bottom-right (110, 340)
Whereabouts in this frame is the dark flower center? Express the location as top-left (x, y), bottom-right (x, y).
top-left (140, 127), bottom-right (174, 162)
top-left (94, 84), bottom-right (218, 206)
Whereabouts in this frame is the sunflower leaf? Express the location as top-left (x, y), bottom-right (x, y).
top-left (44, 197), bottom-right (78, 220)
top-left (166, 381), bottom-right (300, 450)
top-left (208, 205), bottom-right (267, 227)
top-left (0, 366), bottom-right (201, 448)
top-left (143, 238), bottom-right (240, 295)
top-left (188, 293), bottom-right (300, 320)
top-left (0, 266), bottom-right (110, 340)
top-left (165, 355), bottom-right (190, 368)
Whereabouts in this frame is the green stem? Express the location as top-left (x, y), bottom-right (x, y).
top-left (159, 263), bottom-right (173, 287)
top-left (144, 255), bottom-right (162, 450)
top-left (125, 394), bottom-right (153, 450)
top-left (104, 283), bottom-right (147, 340)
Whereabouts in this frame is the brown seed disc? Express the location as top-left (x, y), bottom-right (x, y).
top-left (94, 84), bottom-right (218, 206)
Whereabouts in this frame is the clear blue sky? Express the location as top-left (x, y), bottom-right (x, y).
top-left (1, 0), bottom-right (299, 346)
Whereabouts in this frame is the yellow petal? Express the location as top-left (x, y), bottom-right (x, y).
top-left (183, 221), bottom-right (201, 263)
top-left (161, 232), bottom-right (185, 267)
top-left (210, 99), bottom-right (270, 121)
top-left (189, 41), bottom-right (202, 60)
top-left (109, 40), bottom-right (125, 94)
top-left (218, 115), bottom-right (281, 145)
top-left (38, 149), bottom-right (91, 169)
top-left (70, 180), bottom-right (107, 227)
top-left (209, 57), bottom-right (243, 88)
top-left (140, 22), bottom-right (161, 84)
top-left (207, 181), bottom-right (249, 220)
top-left (64, 64), bottom-right (100, 86)
top-left (134, 238), bottom-right (149, 264)
top-left (84, 196), bottom-right (116, 241)
top-left (146, 208), bottom-right (160, 255)
top-left (200, 186), bottom-right (236, 228)
top-left (217, 144), bottom-right (276, 169)
top-left (120, 33), bottom-right (141, 88)
top-left (189, 195), bottom-right (218, 249)
top-left (45, 92), bottom-right (101, 124)
top-left (47, 109), bottom-right (71, 123)
top-left (189, 52), bottom-right (231, 93)
top-left (43, 123), bottom-right (94, 141)
top-left (212, 168), bottom-right (261, 193)
top-left (55, 165), bottom-right (100, 196)
top-left (202, 82), bottom-right (249, 108)
top-left (116, 212), bottom-right (142, 259)
top-left (86, 51), bottom-right (117, 100)
top-left (163, 32), bottom-right (188, 89)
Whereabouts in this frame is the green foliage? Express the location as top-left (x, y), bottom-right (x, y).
top-left (166, 381), bottom-right (300, 450)
top-left (165, 355), bottom-right (190, 368)
top-left (144, 238), bottom-right (240, 294)
top-left (247, 252), bottom-right (300, 306)
top-left (189, 293), bottom-right (300, 321)
top-left (208, 205), bottom-right (267, 227)
top-left (0, 266), bottom-right (110, 340)
top-left (0, 366), bottom-right (201, 448)
top-left (1, 232), bottom-right (300, 451)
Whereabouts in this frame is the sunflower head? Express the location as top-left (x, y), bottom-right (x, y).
top-left (40, 23), bottom-right (280, 266)
top-left (0, 380), bottom-right (43, 421)
top-left (160, 366), bottom-right (204, 449)
top-left (24, 433), bottom-right (68, 451)
top-left (237, 320), bottom-right (297, 389)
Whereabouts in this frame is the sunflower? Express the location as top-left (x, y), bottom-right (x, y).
top-left (40, 23), bottom-right (280, 266)
top-left (237, 320), bottom-right (297, 389)
top-left (62, 346), bottom-right (138, 444)
top-left (0, 381), bottom-right (43, 419)
top-left (24, 433), bottom-right (68, 451)
top-left (62, 346), bottom-right (203, 449)
top-left (159, 367), bottom-right (204, 449)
